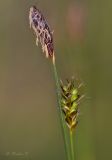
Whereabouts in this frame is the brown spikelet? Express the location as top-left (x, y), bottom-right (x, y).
top-left (29, 6), bottom-right (55, 63)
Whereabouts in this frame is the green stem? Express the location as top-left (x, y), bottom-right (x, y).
top-left (52, 61), bottom-right (70, 160)
top-left (70, 130), bottom-right (75, 160)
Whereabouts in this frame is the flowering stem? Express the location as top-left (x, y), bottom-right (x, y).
top-left (52, 59), bottom-right (70, 160)
top-left (70, 130), bottom-right (75, 160)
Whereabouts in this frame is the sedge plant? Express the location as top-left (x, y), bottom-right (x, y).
top-left (29, 6), bottom-right (83, 160)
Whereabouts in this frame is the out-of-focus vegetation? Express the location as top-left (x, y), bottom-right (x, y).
top-left (0, 0), bottom-right (112, 160)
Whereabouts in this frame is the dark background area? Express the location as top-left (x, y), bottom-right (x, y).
top-left (0, 0), bottom-right (112, 160)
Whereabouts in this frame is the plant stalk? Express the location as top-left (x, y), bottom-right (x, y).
top-left (70, 130), bottom-right (75, 160)
top-left (52, 59), bottom-right (70, 160)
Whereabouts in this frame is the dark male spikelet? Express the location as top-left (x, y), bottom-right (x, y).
top-left (29, 6), bottom-right (55, 63)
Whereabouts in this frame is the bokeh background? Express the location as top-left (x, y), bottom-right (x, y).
top-left (0, 0), bottom-right (112, 160)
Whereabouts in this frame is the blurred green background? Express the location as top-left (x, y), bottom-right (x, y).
top-left (0, 0), bottom-right (112, 160)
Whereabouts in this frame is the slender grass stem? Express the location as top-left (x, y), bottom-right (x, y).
top-left (70, 130), bottom-right (75, 160)
top-left (52, 59), bottom-right (70, 160)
